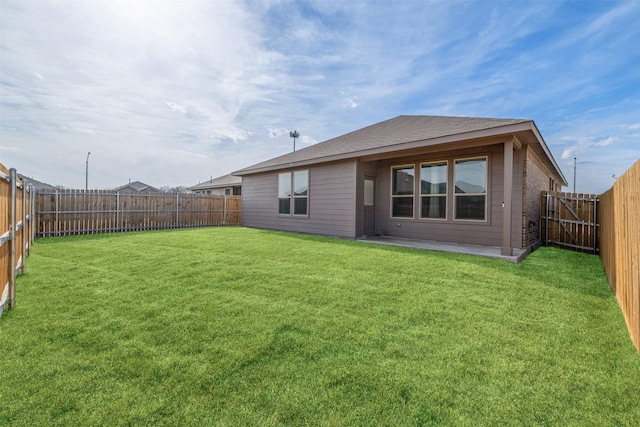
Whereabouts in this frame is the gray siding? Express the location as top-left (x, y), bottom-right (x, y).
top-left (242, 161), bottom-right (358, 238)
top-left (375, 144), bottom-right (518, 247)
top-left (242, 142), bottom-right (536, 249)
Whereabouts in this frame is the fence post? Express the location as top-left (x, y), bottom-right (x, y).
top-left (223, 195), bottom-right (227, 226)
top-left (593, 197), bottom-right (598, 254)
top-left (545, 192), bottom-right (549, 245)
top-left (176, 193), bottom-right (180, 228)
top-left (116, 191), bottom-right (120, 232)
top-left (9, 168), bottom-right (17, 309)
top-left (30, 185), bottom-right (36, 247)
top-left (21, 178), bottom-right (27, 272)
top-left (55, 190), bottom-right (59, 237)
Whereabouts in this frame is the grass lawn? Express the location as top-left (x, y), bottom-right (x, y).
top-left (1, 227), bottom-right (639, 426)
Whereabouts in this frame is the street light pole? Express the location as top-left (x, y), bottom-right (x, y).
top-left (86, 151), bottom-right (91, 191)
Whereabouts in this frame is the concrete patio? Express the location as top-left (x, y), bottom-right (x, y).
top-left (356, 235), bottom-right (529, 263)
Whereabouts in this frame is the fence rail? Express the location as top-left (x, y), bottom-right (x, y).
top-left (1, 163), bottom-right (36, 316)
top-left (599, 159), bottom-right (640, 352)
top-left (36, 190), bottom-right (241, 237)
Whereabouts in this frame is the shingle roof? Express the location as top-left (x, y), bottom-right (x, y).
top-left (17, 174), bottom-right (57, 190)
top-left (114, 181), bottom-right (161, 192)
top-left (188, 173), bottom-right (242, 191)
top-left (234, 115), bottom-right (530, 175)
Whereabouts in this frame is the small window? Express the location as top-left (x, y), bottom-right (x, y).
top-left (225, 188), bottom-right (231, 196)
top-left (391, 165), bottom-right (414, 218)
top-left (364, 178), bottom-right (375, 207)
top-left (420, 161), bottom-right (447, 219)
top-left (293, 170), bottom-right (308, 215)
top-left (278, 170), bottom-right (308, 216)
top-left (454, 157), bottom-right (487, 221)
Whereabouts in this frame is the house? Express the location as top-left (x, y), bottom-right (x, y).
top-left (17, 174), bottom-right (57, 191)
top-left (114, 180), bottom-right (161, 193)
top-left (188, 174), bottom-right (242, 195)
top-left (233, 115), bottom-right (567, 258)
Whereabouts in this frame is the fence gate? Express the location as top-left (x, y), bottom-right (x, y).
top-left (541, 191), bottom-right (599, 254)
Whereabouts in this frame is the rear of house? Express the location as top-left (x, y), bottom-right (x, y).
top-left (234, 116), bottom-right (566, 256)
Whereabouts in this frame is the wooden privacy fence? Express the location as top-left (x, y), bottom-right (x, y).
top-left (1, 164), bottom-right (36, 316)
top-left (541, 191), bottom-right (599, 254)
top-left (599, 159), bottom-right (639, 352)
top-left (36, 190), bottom-right (241, 237)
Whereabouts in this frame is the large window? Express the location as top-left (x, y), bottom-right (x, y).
top-left (391, 165), bottom-right (414, 218)
top-left (278, 170), bottom-right (308, 216)
top-left (420, 161), bottom-right (447, 219)
top-left (454, 157), bottom-right (487, 220)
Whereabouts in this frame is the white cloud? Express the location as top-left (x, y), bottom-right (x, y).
top-left (164, 101), bottom-right (187, 114)
top-left (268, 128), bottom-right (288, 138)
top-left (561, 147), bottom-right (577, 160)
top-left (170, 149), bottom-right (208, 159)
top-left (0, 145), bottom-right (21, 152)
top-left (211, 128), bottom-right (253, 144)
top-left (300, 135), bottom-right (318, 146)
top-left (595, 137), bottom-right (616, 147)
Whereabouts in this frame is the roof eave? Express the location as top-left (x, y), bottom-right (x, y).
top-left (528, 121), bottom-right (568, 186)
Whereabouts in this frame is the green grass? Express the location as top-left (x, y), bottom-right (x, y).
top-left (1, 227), bottom-right (639, 426)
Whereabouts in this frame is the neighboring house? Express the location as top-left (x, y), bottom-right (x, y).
top-left (17, 174), bottom-right (57, 191)
top-left (188, 174), bottom-right (242, 195)
top-left (233, 115), bottom-right (567, 256)
top-left (114, 180), bottom-right (161, 193)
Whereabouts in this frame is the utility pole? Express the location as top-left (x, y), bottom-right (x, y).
top-left (289, 130), bottom-right (300, 152)
top-left (86, 151), bottom-right (91, 191)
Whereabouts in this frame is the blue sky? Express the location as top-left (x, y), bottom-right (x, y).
top-left (1, 0), bottom-right (638, 193)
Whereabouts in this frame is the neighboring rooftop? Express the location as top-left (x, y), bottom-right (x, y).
top-left (188, 174), bottom-right (242, 192)
top-left (17, 174), bottom-right (57, 191)
top-left (114, 181), bottom-right (161, 193)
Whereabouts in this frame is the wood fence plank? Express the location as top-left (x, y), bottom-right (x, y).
top-left (35, 192), bottom-right (241, 237)
top-left (599, 159), bottom-right (640, 352)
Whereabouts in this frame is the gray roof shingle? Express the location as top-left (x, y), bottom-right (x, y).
top-left (188, 173), bottom-right (242, 191)
top-left (234, 115), bottom-right (530, 175)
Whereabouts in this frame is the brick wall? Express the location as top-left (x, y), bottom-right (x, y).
top-left (522, 148), bottom-right (550, 248)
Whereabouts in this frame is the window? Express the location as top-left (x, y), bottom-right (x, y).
top-left (454, 157), bottom-right (487, 220)
top-left (225, 188), bottom-right (231, 196)
top-left (364, 178), bottom-right (375, 207)
top-left (391, 165), bottom-right (414, 218)
top-left (420, 161), bottom-right (447, 219)
top-left (293, 170), bottom-right (308, 215)
top-left (278, 170), bottom-right (308, 216)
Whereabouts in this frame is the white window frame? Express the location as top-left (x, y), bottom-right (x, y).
top-left (390, 164), bottom-right (415, 219)
top-left (277, 170), bottom-right (309, 217)
top-left (419, 160), bottom-right (448, 220)
top-left (453, 156), bottom-right (488, 222)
